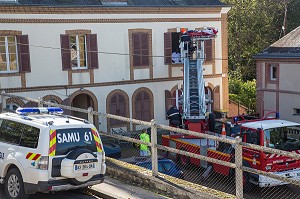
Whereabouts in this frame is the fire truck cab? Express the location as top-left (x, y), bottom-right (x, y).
top-left (241, 119), bottom-right (300, 187)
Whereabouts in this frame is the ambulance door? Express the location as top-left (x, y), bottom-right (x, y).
top-left (242, 128), bottom-right (261, 169)
top-left (0, 119), bottom-right (21, 178)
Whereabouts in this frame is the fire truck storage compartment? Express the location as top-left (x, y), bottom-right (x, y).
top-left (178, 138), bottom-right (216, 168)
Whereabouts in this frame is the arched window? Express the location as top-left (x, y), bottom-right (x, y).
top-left (134, 91), bottom-right (151, 121)
top-left (109, 93), bottom-right (126, 126)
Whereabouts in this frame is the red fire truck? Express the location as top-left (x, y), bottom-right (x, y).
top-left (162, 29), bottom-right (300, 188)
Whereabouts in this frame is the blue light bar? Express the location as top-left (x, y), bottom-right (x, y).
top-left (16, 107), bottom-right (63, 115)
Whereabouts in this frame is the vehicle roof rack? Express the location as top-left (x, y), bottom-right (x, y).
top-left (55, 113), bottom-right (90, 124)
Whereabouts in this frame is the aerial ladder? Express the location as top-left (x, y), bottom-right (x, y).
top-left (179, 28), bottom-right (218, 132)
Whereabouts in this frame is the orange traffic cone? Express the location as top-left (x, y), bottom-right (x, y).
top-left (221, 123), bottom-right (226, 137)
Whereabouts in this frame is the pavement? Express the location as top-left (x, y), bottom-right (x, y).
top-left (89, 176), bottom-right (170, 199)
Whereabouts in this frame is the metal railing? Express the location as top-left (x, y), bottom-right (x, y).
top-left (2, 92), bottom-right (300, 199)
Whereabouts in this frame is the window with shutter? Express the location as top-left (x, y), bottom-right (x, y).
top-left (61, 31), bottom-right (98, 71)
top-left (164, 33), bottom-right (172, 65)
top-left (0, 34), bottom-right (30, 73)
top-left (164, 31), bottom-right (184, 65)
top-left (132, 32), bottom-right (150, 67)
top-left (205, 40), bottom-right (213, 61)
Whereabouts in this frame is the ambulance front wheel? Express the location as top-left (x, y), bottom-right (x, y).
top-left (5, 168), bottom-right (29, 199)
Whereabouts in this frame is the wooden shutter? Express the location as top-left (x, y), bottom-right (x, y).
top-left (17, 35), bottom-right (31, 72)
top-left (213, 86), bottom-right (220, 111)
top-left (142, 92), bottom-right (151, 121)
top-left (141, 33), bottom-right (149, 66)
top-left (133, 33), bottom-right (141, 66)
top-left (86, 34), bottom-right (99, 69)
top-left (205, 40), bottom-right (212, 61)
top-left (165, 90), bottom-right (172, 119)
top-left (164, 32), bottom-right (172, 65)
top-left (132, 32), bottom-right (149, 67)
top-left (60, 34), bottom-right (71, 70)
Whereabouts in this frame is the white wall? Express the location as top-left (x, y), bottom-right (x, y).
top-left (0, 10), bottom-right (229, 124)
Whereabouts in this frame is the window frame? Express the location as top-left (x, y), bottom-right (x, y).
top-left (70, 34), bottom-right (88, 70)
top-left (61, 31), bottom-right (98, 71)
top-left (270, 64), bottom-right (277, 81)
top-left (129, 29), bottom-right (152, 69)
top-left (0, 35), bottom-right (19, 73)
top-left (293, 108), bottom-right (300, 116)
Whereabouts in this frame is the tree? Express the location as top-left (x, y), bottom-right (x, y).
top-left (221, 0), bottom-right (292, 80)
top-left (221, 0), bottom-right (299, 110)
top-left (228, 71), bottom-right (256, 113)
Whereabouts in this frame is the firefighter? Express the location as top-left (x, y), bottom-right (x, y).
top-left (140, 129), bottom-right (150, 157)
top-left (167, 105), bottom-right (182, 128)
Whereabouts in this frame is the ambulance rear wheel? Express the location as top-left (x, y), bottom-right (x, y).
top-left (66, 148), bottom-right (96, 185)
top-left (5, 168), bottom-right (29, 199)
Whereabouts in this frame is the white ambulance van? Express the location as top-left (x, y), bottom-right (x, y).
top-left (0, 107), bottom-right (106, 199)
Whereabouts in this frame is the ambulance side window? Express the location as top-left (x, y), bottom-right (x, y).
top-left (19, 124), bottom-right (40, 149)
top-left (0, 120), bottom-right (22, 145)
top-left (0, 119), bottom-right (3, 142)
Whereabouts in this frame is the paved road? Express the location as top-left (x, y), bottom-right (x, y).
top-left (0, 176), bottom-right (169, 199)
top-left (0, 185), bottom-right (103, 199)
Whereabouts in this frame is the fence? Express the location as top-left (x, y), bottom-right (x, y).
top-left (1, 92), bottom-right (300, 199)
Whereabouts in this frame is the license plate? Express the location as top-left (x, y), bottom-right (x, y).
top-left (74, 163), bottom-right (95, 171)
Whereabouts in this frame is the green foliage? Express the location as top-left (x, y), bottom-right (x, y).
top-left (221, 0), bottom-right (299, 81)
top-left (228, 71), bottom-right (256, 113)
top-left (222, 0), bottom-right (300, 110)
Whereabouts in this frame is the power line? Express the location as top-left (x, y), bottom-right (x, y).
top-left (2, 41), bottom-right (258, 62)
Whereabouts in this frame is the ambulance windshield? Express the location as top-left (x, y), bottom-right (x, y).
top-left (264, 125), bottom-right (300, 151)
top-left (55, 128), bottom-right (97, 155)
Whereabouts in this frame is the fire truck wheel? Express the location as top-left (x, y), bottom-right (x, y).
top-left (243, 172), bottom-right (254, 192)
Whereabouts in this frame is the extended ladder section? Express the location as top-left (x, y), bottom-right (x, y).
top-left (180, 29), bottom-right (217, 121)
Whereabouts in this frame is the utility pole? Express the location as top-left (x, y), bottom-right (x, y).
top-left (283, 0), bottom-right (288, 36)
top-left (280, 0), bottom-right (288, 38)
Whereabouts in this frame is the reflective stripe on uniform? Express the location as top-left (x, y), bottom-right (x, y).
top-left (168, 112), bottom-right (180, 117)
